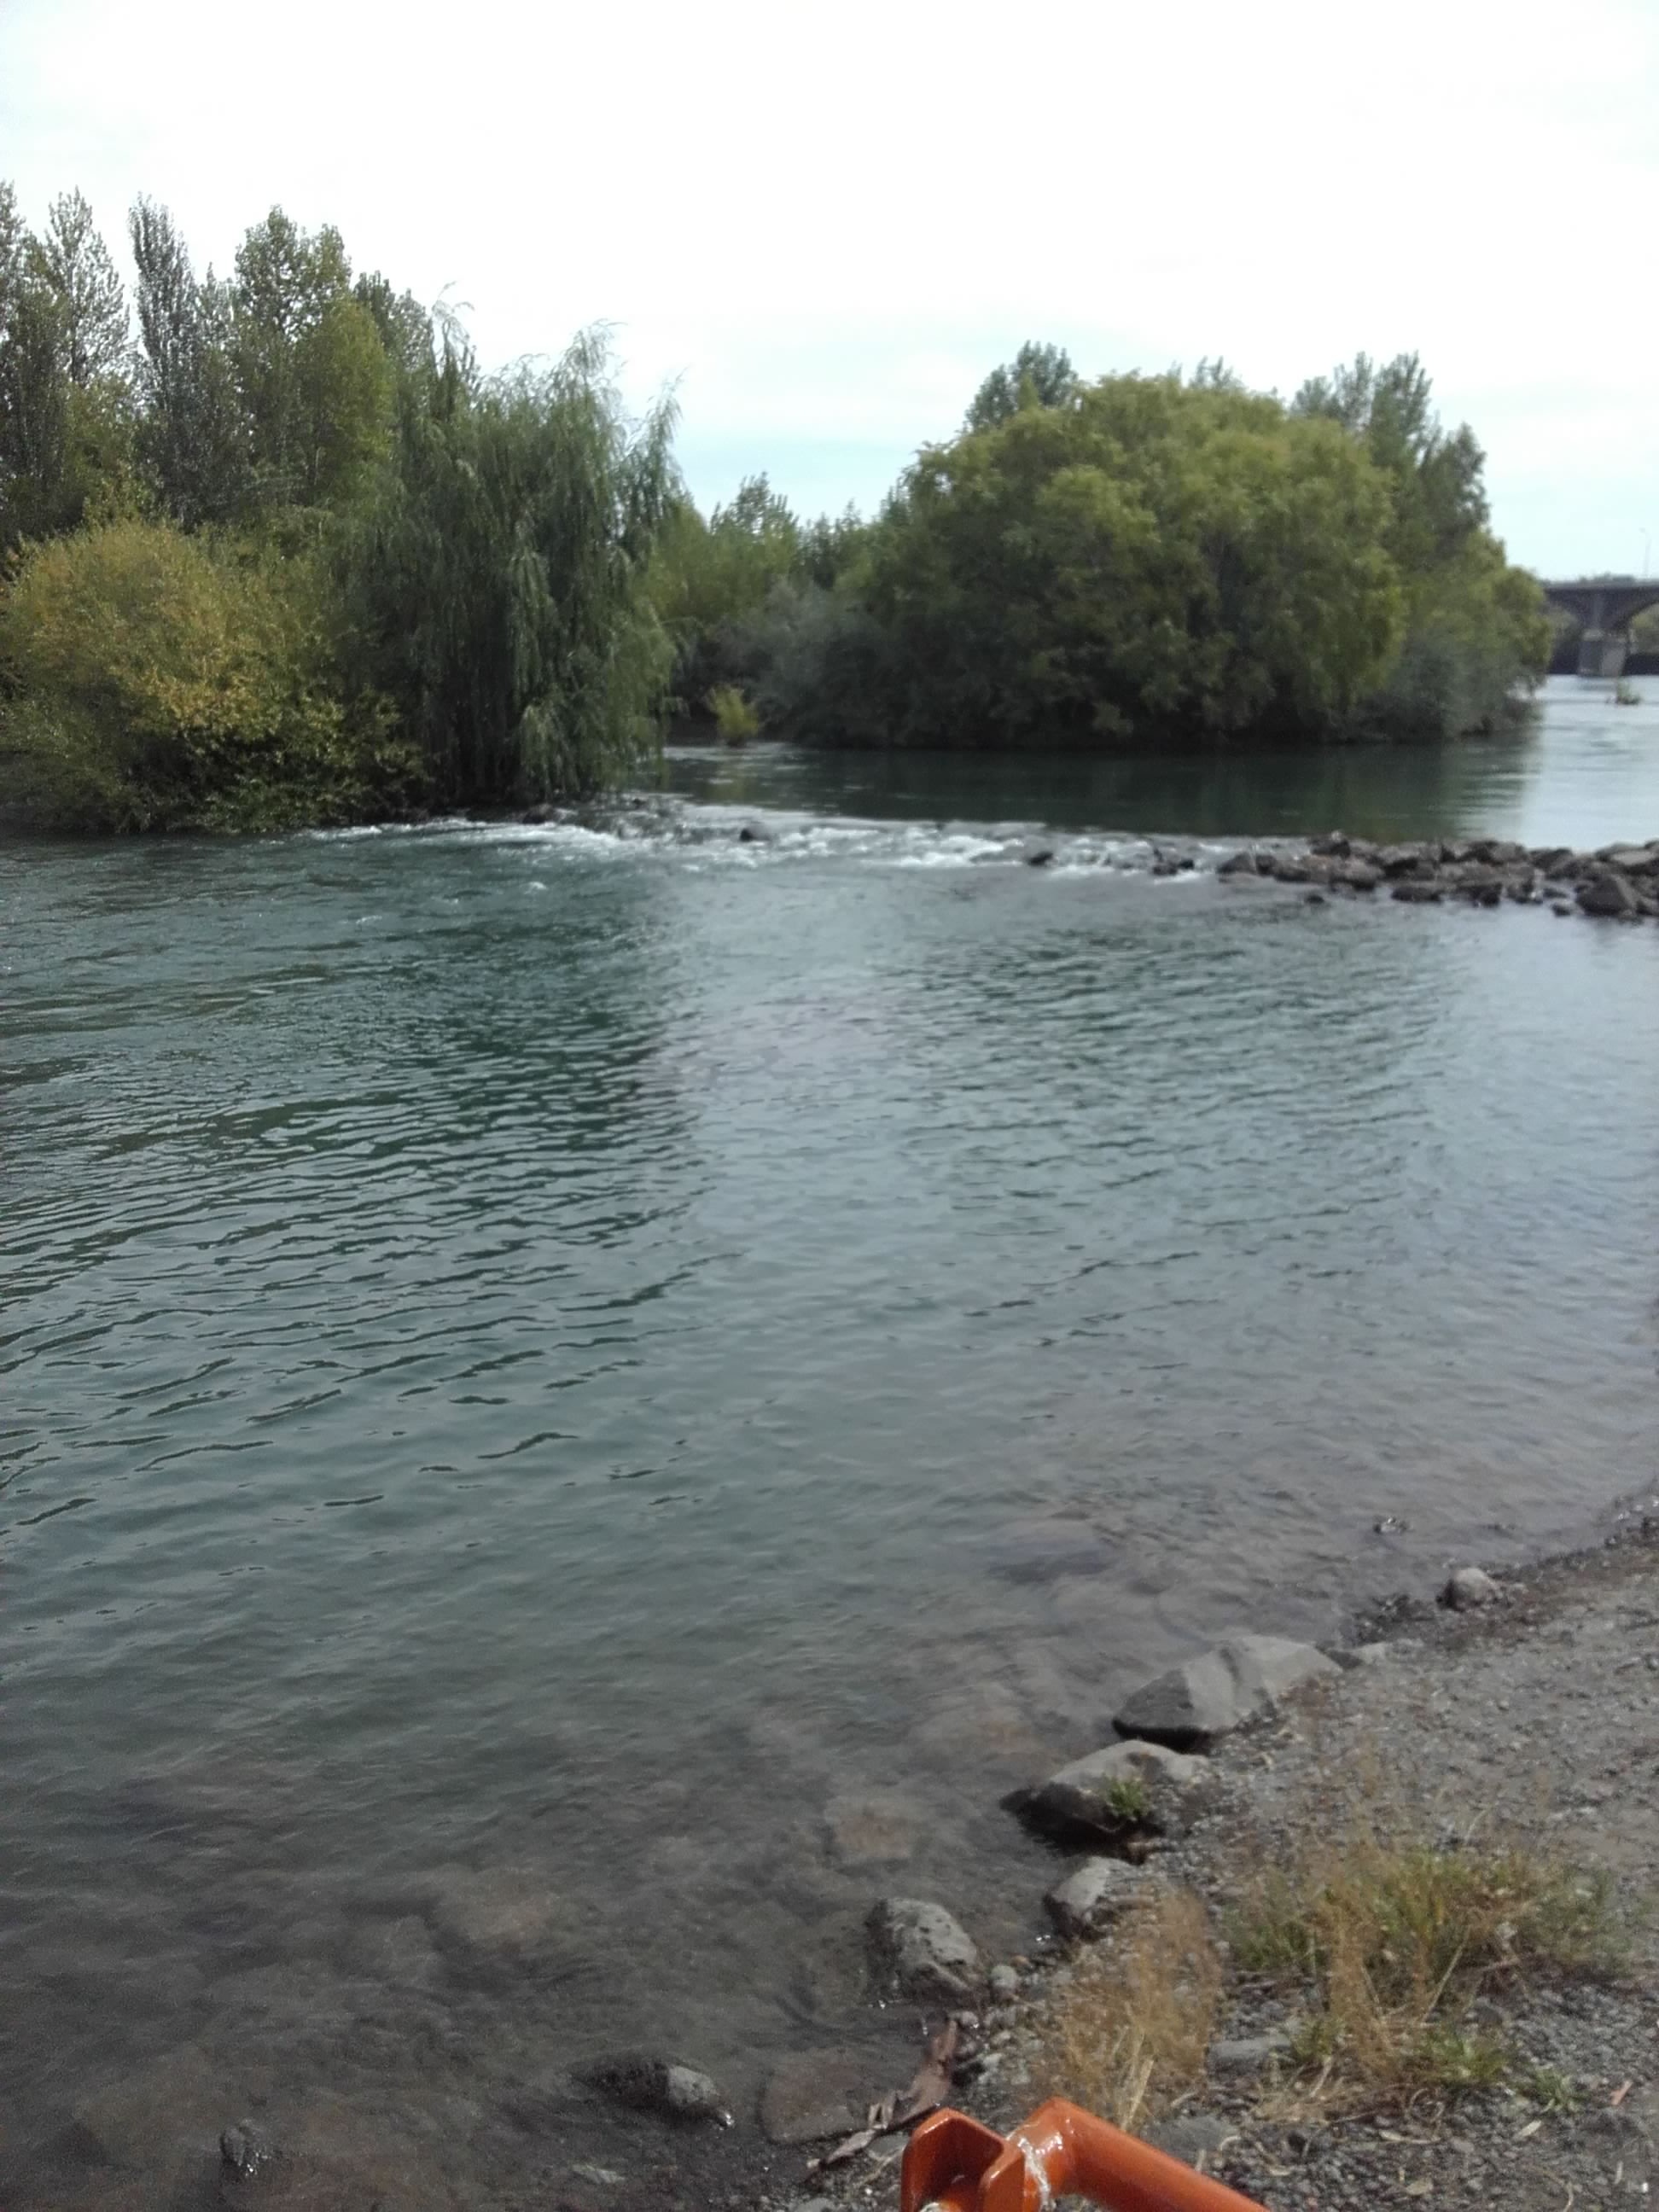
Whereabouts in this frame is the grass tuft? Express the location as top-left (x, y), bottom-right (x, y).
top-left (1032, 1753), bottom-right (1628, 2129)
top-left (1033, 1887), bottom-right (1222, 2132)
top-left (1227, 1821), bottom-right (1623, 2107)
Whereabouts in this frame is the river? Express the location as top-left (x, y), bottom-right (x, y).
top-left (4, 677), bottom-right (1658, 2206)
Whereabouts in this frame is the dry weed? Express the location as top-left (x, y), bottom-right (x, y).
top-left (1032, 1886), bottom-right (1222, 2132)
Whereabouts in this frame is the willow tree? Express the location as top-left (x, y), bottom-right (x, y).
top-left (344, 327), bottom-right (678, 803)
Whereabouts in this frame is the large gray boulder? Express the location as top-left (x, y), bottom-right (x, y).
top-left (1376, 842), bottom-right (1428, 876)
top-left (1600, 846), bottom-right (1659, 877)
top-left (1113, 1635), bottom-right (1340, 1751)
top-left (1045, 1857), bottom-right (1150, 1938)
top-left (866, 1897), bottom-right (981, 2005)
top-left (1026, 1738), bottom-right (1211, 1838)
top-left (1579, 870), bottom-right (1640, 918)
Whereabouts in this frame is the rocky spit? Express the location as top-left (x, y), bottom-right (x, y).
top-left (1213, 831), bottom-right (1659, 921)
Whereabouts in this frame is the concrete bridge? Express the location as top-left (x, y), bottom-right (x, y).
top-left (1541, 576), bottom-right (1659, 678)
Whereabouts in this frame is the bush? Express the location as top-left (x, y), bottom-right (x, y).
top-left (705, 683), bottom-right (760, 742)
top-left (0, 517), bottom-right (418, 829)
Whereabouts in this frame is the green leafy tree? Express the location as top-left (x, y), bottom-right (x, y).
top-left (852, 371), bottom-right (1403, 748)
top-left (231, 208), bottom-right (391, 509)
top-left (1295, 353), bottom-right (1545, 731)
top-left (965, 340), bottom-right (1077, 431)
top-left (129, 196), bottom-right (251, 526)
top-left (33, 189), bottom-right (127, 387)
top-left (651, 472), bottom-right (804, 707)
top-left (0, 183), bottom-right (136, 545)
top-left (341, 326), bottom-right (676, 801)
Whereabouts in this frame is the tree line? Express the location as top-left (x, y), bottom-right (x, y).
top-left (0, 190), bottom-right (1549, 833)
top-left (667, 344), bottom-right (1547, 753)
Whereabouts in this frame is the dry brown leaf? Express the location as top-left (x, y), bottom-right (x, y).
top-left (806, 2017), bottom-right (961, 2174)
top-left (1612, 2081), bottom-right (1633, 2108)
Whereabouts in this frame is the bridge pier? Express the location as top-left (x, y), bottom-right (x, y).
top-left (1545, 576), bottom-right (1659, 683)
top-left (1577, 629), bottom-right (1629, 679)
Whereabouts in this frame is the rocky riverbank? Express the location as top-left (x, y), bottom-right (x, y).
top-left (52, 1509), bottom-right (1659, 2212)
top-left (709, 1529), bottom-right (1659, 2212)
top-left (1216, 831), bottom-right (1659, 920)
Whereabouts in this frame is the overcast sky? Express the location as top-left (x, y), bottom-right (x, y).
top-left (3, 0), bottom-right (1655, 577)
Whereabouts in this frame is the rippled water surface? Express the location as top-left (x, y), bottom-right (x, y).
top-left (5, 680), bottom-right (1659, 2206)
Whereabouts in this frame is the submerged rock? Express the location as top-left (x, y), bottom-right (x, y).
top-left (866, 1896), bottom-right (981, 2005)
top-left (1113, 1635), bottom-right (1339, 1752)
top-left (1391, 879), bottom-right (1444, 903)
top-left (220, 2122), bottom-right (277, 2182)
top-left (1044, 1857), bottom-right (1150, 1937)
top-left (1217, 847), bottom-right (1260, 876)
top-left (758, 2050), bottom-right (871, 2145)
top-left (574, 2053), bottom-right (731, 2126)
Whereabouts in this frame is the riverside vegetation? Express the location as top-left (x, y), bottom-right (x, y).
top-left (0, 191), bottom-right (1551, 834)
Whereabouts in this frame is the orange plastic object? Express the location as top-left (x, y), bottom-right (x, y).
top-left (900, 2099), bottom-right (1266, 2212)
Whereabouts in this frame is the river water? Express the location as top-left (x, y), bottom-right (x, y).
top-left (4, 678), bottom-right (1659, 2206)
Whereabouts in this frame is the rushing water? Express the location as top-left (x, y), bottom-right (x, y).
top-left (5, 678), bottom-right (1659, 2207)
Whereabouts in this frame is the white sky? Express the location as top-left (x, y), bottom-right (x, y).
top-left (3, 0), bottom-right (1656, 577)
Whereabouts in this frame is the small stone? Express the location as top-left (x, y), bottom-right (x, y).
top-left (1045, 1857), bottom-right (1148, 1937)
top-left (1026, 847), bottom-right (1056, 867)
top-left (1392, 879), bottom-right (1445, 903)
top-left (1217, 848), bottom-right (1260, 876)
top-left (1146, 2114), bottom-right (1236, 2167)
top-left (220, 2124), bottom-right (276, 2182)
top-left (570, 2166), bottom-right (627, 2188)
top-left (866, 1897), bottom-right (981, 2005)
top-left (987, 1964), bottom-right (1020, 2000)
top-left (1208, 2029), bottom-right (1295, 2075)
top-left (1441, 1566), bottom-right (1503, 1610)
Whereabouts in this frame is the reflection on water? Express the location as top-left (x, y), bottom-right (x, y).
top-left (668, 673), bottom-right (1659, 849)
top-left (3, 678), bottom-right (1658, 2207)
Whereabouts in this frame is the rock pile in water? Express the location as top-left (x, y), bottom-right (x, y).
top-left (1219, 832), bottom-right (1659, 919)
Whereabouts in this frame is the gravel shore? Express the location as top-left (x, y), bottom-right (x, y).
top-left (912, 1530), bottom-right (1659, 2212)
